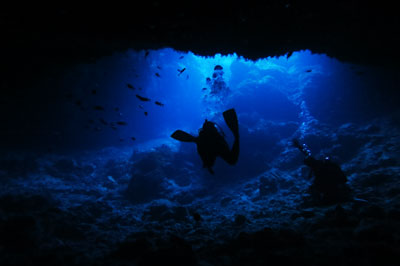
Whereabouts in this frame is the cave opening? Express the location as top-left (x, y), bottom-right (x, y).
top-left (1, 47), bottom-right (399, 266)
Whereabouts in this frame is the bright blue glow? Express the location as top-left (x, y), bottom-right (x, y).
top-left (122, 48), bottom-right (335, 147)
top-left (61, 47), bottom-right (387, 153)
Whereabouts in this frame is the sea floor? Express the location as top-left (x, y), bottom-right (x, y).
top-left (1, 119), bottom-right (399, 266)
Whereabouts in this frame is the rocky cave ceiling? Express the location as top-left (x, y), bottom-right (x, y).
top-left (1, 2), bottom-right (399, 86)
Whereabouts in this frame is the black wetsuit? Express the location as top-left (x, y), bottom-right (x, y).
top-left (197, 121), bottom-right (239, 174)
top-left (171, 108), bottom-right (239, 174)
top-left (304, 156), bottom-right (349, 204)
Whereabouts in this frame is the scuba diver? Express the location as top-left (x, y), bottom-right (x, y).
top-left (209, 65), bottom-right (229, 96)
top-left (171, 108), bottom-right (239, 174)
top-left (293, 139), bottom-right (350, 205)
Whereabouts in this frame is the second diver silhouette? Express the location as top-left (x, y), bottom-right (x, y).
top-left (171, 108), bottom-right (239, 174)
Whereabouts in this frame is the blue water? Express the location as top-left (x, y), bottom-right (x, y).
top-left (51, 48), bottom-right (396, 165)
top-left (58, 48), bottom-right (392, 150)
top-left (2, 48), bottom-right (400, 265)
top-left (25, 48), bottom-right (385, 185)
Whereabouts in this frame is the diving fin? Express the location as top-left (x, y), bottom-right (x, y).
top-left (171, 130), bottom-right (197, 143)
top-left (223, 108), bottom-right (239, 138)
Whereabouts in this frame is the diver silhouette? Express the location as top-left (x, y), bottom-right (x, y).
top-left (209, 65), bottom-right (229, 96)
top-left (171, 109), bottom-right (239, 174)
top-left (293, 139), bottom-right (350, 205)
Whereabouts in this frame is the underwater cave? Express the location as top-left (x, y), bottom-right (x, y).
top-left (1, 3), bottom-right (400, 266)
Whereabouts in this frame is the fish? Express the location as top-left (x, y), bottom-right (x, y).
top-left (179, 56), bottom-right (184, 59)
top-left (145, 51), bottom-right (149, 58)
top-left (94, 105), bottom-right (105, 111)
top-left (99, 118), bottom-right (108, 125)
top-left (127, 83), bottom-right (135, 89)
top-left (136, 94), bottom-right (151, 102)
top-left (131, 137), bottom-right (136, 141)
top-left (157, 66), bottom-right (162, 70)
top-left (186, 75), bottom-right (189, 80)
top-left (144, 112), bottom-right (148, 116)
top-left (155, 101), bottom-right (164, 106)
top-left (305, 69), bottom-right (312, 73)
top-left (155, 73), bottom-right (161, 78)
top-left (114, 107), bottom-right (120, 112)
top-left (116, 121), bottom-right (127, 126)
top-left (91, 89), bottom-right (97, 95)
top-left (202, 87), bottom-right (207, 91)
top-left (177, 68), bottom-right (186, 76)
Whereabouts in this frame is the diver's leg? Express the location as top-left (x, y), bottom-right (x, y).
top-left (220, 109), bottom-right (240, 165)
top-left (223, 109), bottom-right (239, 138)
top-left (197, 144), bottom-right (217, 173)
top-left (171, 130), bottom-right (197, 142)
top-left (230, 136), bottom-right (239, 164)
top-left (219, 137), bottom-right (239, 165)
